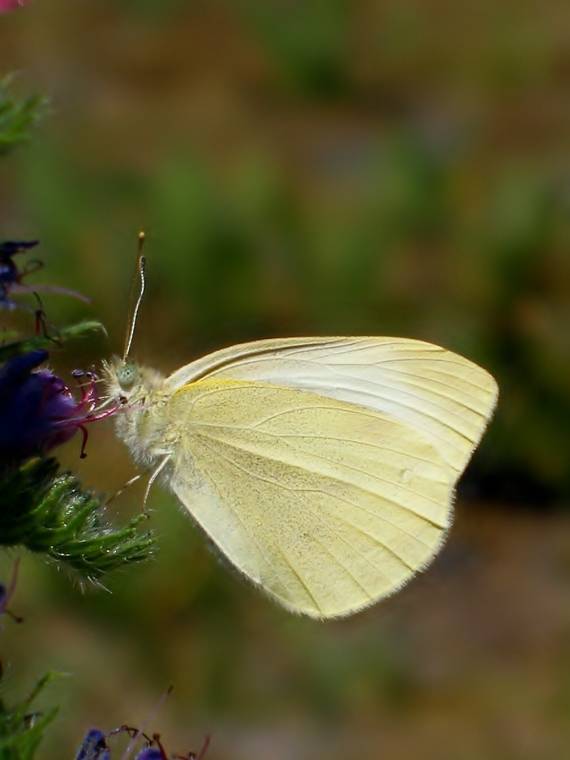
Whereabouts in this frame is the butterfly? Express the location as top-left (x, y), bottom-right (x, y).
top-left (103, 247), bottom-right (498, 619)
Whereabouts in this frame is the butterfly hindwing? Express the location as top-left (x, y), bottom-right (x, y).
top-left (167, 379), bottom-right (455, 619)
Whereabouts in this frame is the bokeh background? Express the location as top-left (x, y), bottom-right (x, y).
top-left (1, 1), bottom-right (570, 758)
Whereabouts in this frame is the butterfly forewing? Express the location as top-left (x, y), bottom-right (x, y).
top-left (165, 337), bottom-right (498, 474)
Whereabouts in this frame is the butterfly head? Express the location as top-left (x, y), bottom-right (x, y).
top-left (115, 360), bottom-right (140, 393)
top-left (102, 356), bottom-right (163, 407)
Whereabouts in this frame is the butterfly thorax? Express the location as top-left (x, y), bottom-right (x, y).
top-left (102, 358), bottom-right (175, 468)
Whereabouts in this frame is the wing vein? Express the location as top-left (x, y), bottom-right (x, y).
top-left (311, 534), bottom-right (376, 599)
top-left (328, 369), bottom-right (485, 431)
top-left (326, 509), bottom-right (417, 572)
top-left (276, 432), bottom-right (447, 508)
top-left (273, 544), bottom-right (323, 615)
top-left (289, 340), bottom-right (442, 359)
top-left (194, 432), bottom-right (445, 548)
top-left (190, 420), bottom-right (450, 470)
top-left (195, 423), bottom-right (449, 509)
top-left (323, 367), bottom-right (490, 417)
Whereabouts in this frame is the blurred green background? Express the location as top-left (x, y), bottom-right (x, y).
top-left (1, 1), bottom-right (570, 758)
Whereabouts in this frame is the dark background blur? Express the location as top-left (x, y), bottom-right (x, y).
top-left (1, 1), bottom-right (570, 758)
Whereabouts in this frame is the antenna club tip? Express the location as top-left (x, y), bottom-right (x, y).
top-left (137, 230), bottom-right (146, 255)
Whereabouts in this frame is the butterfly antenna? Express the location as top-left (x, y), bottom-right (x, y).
top-left (123, 231), bottom-right (147, 361)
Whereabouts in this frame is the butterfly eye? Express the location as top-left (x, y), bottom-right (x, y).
top-left (116, 362), bottom-right (139, 390)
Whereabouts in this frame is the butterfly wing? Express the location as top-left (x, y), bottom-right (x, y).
top-left (164, 337), bottom-right (497, 617)
top-left (166, 337), bottom-right (498, 473)
top-left (168, 379), bottom-right (456, 618)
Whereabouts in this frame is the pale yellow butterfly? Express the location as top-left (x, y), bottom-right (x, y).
top-left (102, 247), bottom-right (498, 619)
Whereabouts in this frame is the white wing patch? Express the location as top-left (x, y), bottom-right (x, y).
top-left (168, 380), bottom-right (455, 619)
top-left (166, 337), bottom-right (498, 473)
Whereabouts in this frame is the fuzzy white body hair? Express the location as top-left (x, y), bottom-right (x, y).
top-left (102, 359), bottom-right (174, 469)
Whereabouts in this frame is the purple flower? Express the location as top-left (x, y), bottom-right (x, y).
top-left (0, 239), bottom-right (89, 311)
top-left (75, 730), bottom-right (164, 760)
top-left (0, 350), bottom-right (116, 461)
top-left (75, 729), bottom-right (110, 760)
top-left (76, 726), bottom-right (209, 760)
top-left (0, 240), bottom-right (39, 310)
top-left (135, 751), bottom-right (164, 760)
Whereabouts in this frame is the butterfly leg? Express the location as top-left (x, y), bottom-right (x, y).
top-left (142, 455), bottom-right (171, 514)
top-left (104, 473), bottom-right (142, 507)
